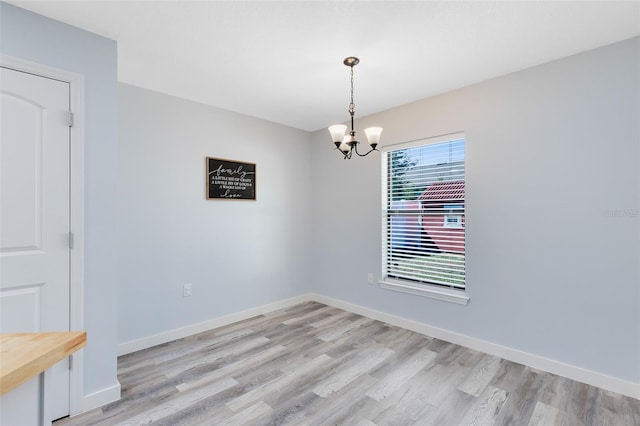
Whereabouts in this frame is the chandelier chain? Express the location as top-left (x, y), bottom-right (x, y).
top-left (349, 65), bottom-right (355, 115)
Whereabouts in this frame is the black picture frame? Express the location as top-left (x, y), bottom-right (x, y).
top-left (206, 157), bottom-right (256, 200)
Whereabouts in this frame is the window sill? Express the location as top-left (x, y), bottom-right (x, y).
top-left (379, 279), bottom-right (469, 305)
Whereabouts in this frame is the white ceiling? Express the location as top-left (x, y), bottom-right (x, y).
top-left (10, 1), bottom-right (640, 132)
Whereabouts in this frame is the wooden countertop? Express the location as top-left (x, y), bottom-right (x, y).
top-left (0, 331), bottom-right (86, 396)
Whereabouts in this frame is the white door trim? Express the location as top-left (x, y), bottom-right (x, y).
top-left (1, 54), bottom-right (85, 416)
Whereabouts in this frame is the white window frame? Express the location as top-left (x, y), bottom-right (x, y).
top-left (380, 132), bottom-right (468, 305)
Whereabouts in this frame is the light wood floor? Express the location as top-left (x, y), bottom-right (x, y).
top-left (56, 301), bottom-right (639, 425)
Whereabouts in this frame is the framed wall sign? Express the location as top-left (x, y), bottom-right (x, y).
top-left (206, 157), bottom-right (256, 200)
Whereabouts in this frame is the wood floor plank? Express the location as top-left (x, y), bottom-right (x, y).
top-left (458, 385), bottom-right (509, 426)
top-left (494, 368), bottom-right (544, 425)
top-left (309, 309), bottom-right (353, 328)
top-left (227, 354), bottom-right (333, 412)
top-left (321, 322), bottom-right (393, 360)
top-left (312, 347), bottom-right (394, 397)
top-left (54, 302), bottom-right (640, 426)
top-left (220, 401), bottom-right (274, 426)
top-left (281, 305), bottom-right (334, 325)
top-left (367, 381), bottom-right (437, 425)
top-left (151, 385), bottom-right (239, 425)
top-left (367, 362), bottom-right (461, 424)
top-left (119, 376), bottom-right (239, 425)
top-left (528, 401), bottom-right (560, 426)
top-left (164, 336), bottom-right (271, 379)
top-left (457, 353), bottom-right (502, 397)
top-left (176, 344), bottom-right (287, 393)
top-left (418, 388), bottom-right (477, 425)
top-left (303, 374), bottom-right (379, 425)
top-left (490, 358), bottom-right (527, 392)
top-left (316, 316), bottom-right (373, 342)
top-left (351, 419), bottom-right (377, 426)
top-left (365, 345), bottom-right (436, 402)
top-left (419, 362), bottom-right (470, 407)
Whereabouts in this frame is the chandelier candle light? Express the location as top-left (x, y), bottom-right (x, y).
top-left (328, 57), bottom-right (382, 159)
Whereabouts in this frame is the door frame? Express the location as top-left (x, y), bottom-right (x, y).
top-left (1, 54), bottom-right (85, 416)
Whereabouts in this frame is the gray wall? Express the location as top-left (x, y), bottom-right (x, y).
top-left (117, 84), bottom-right (312, 343)
top-left (0, 3), bottom-right (119, 395)
top-left (310, 37), bottom-right (640, 383)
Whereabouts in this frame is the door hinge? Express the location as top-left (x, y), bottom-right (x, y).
top-left (69, 355), bottom-right (73, 369)
top-left (68, 231), bottom-right (74, 249)
top-left (68, 111), bottom-right (74, 127)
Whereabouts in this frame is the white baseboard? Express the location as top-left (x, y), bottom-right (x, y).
top-left (79, 381), bottom-right (121, 413)
top-left (117, 294), bottom-right (311, 356)
top-left (308, 293), bottom-right (640, 400)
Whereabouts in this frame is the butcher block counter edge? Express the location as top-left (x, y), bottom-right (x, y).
top-left (0, 331), bottom-right (86, 396)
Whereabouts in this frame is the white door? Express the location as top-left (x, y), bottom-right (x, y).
top-left (1, 66), bottom-right (71, 421)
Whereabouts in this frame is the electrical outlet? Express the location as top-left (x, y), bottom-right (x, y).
top-left (183, 283), bottom-right (192, 297)
top-left (367, 273), bottom-right (374, 285)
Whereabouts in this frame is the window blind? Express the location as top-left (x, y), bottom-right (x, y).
top-left (383, 136), bottom-right (465, 290)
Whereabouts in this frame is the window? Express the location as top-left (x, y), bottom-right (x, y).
top-left (381, 133), bottom-right (467, 304)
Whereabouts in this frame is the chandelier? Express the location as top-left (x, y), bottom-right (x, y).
top-left (328, 57), bottom-right (382, 159)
